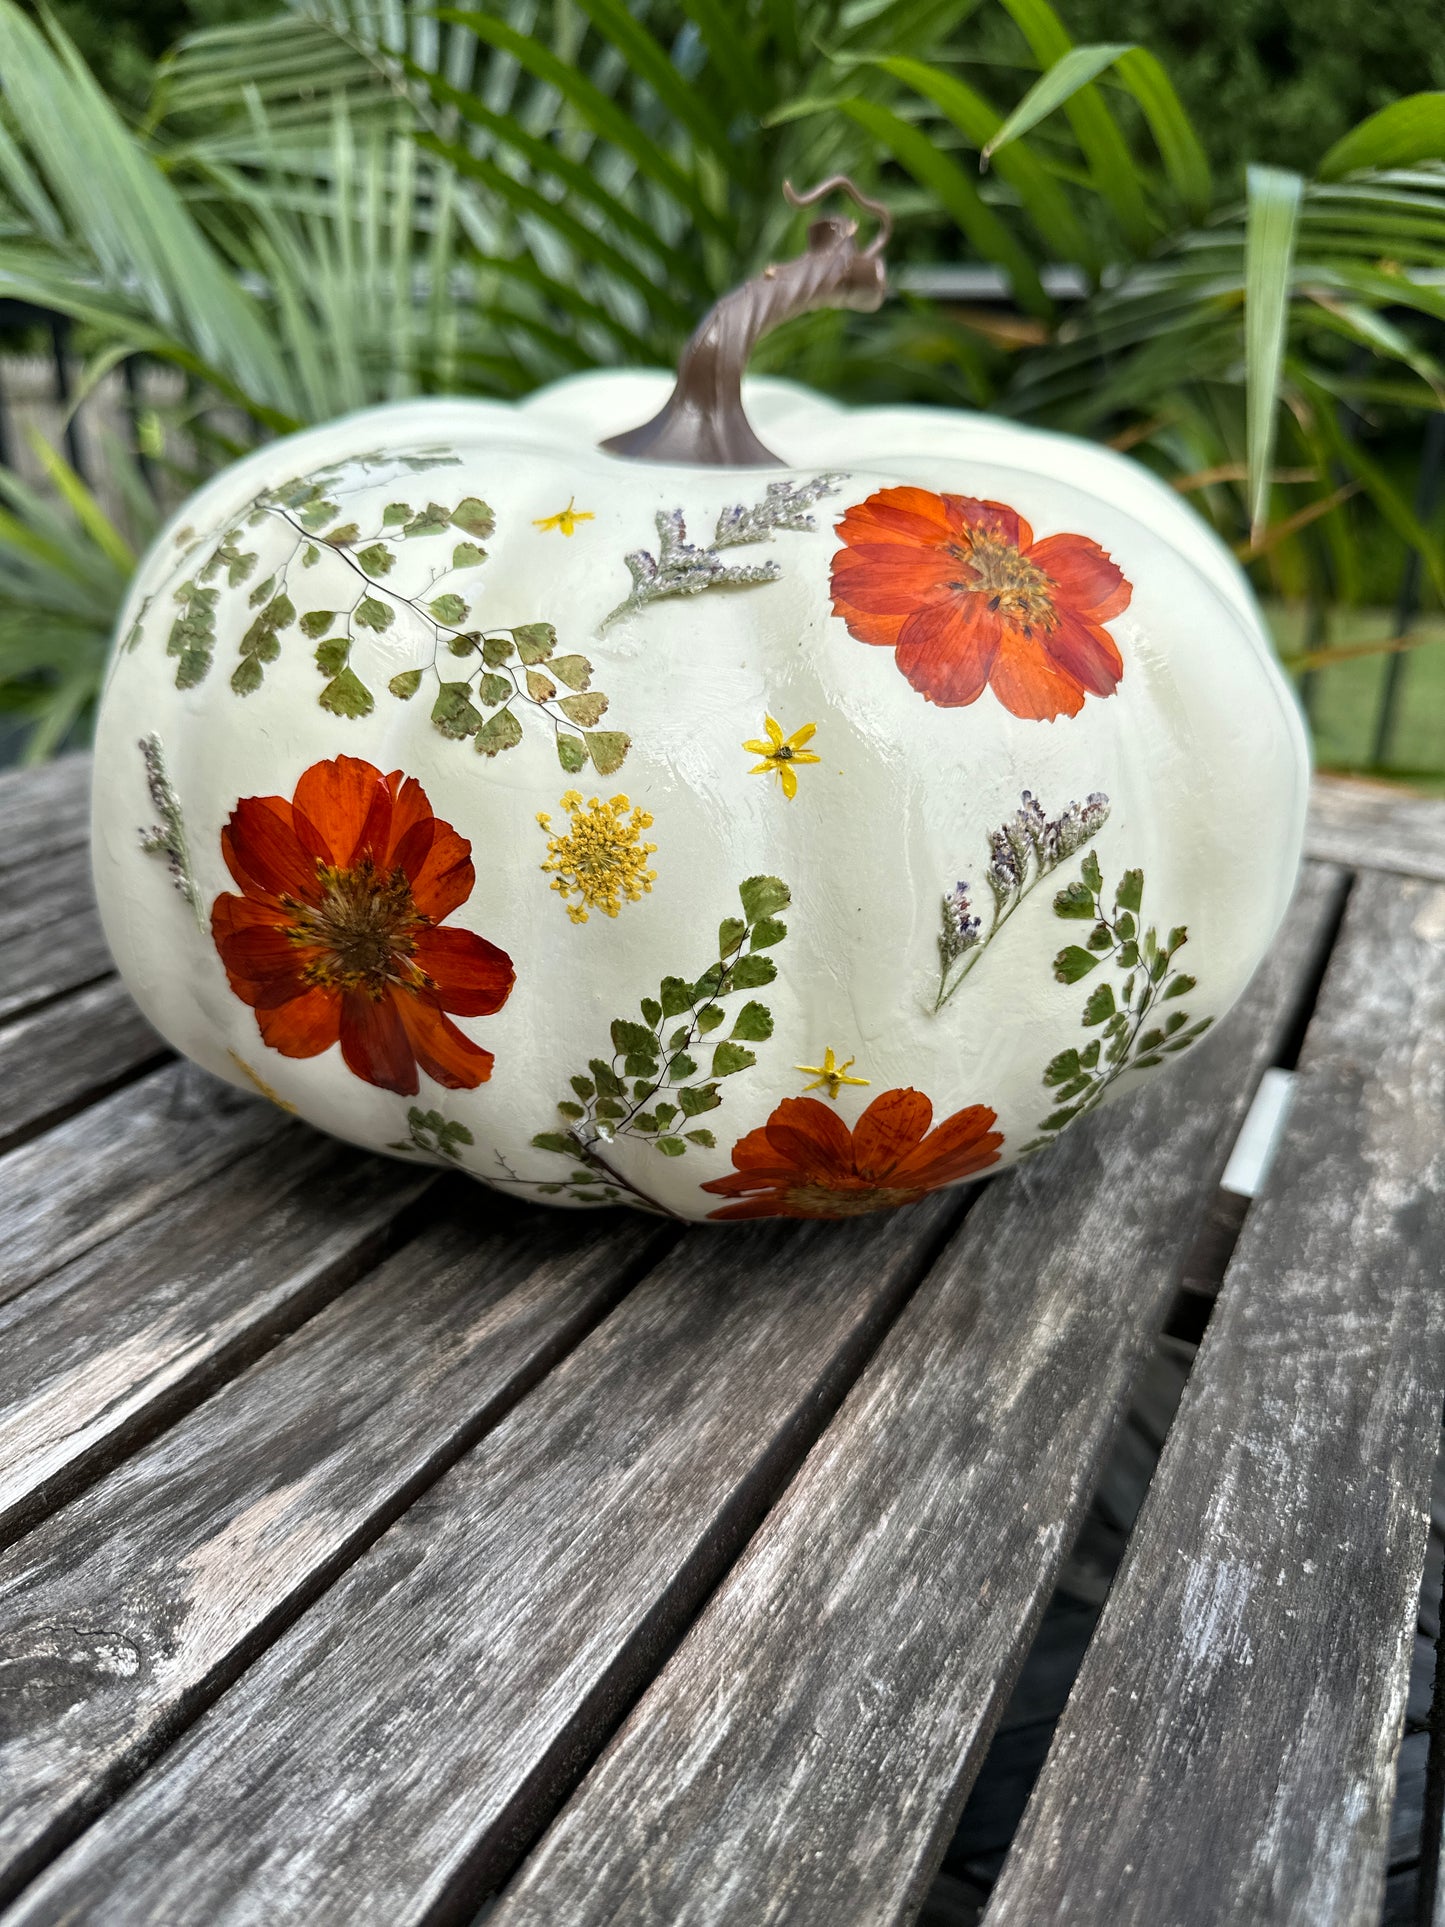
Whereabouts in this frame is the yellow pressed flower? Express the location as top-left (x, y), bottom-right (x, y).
top-left (743, 715), bottom-right (822, 801)
top-left (795, 1046), bottom-right (870, 1101)
top-left (536, 790), bottom-right (658, 924)
top-left (532, 496), bottom-right (595, 536)
top-left (228, 1049), bottom-right (297, 1113)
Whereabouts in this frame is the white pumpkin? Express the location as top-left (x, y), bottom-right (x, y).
top-left (92, 211), bottom-right (1307, 1225)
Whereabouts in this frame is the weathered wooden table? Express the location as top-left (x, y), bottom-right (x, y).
top-left (1, 754), bottom-right (1442, 1927)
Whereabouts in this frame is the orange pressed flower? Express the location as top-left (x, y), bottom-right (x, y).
top-left (830, 486), bottom-right (1131, 722)
top-left (701, 1086), bottom-right (1003, 1221)
top-left (211, 754), bottom-right (514, 1096)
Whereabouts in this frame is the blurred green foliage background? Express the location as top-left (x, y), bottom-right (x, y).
top-left (1, 0), bottom-right (1442, 777)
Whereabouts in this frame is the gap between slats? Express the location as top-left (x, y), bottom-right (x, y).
top-left (931, 867), bottom-right (1358, 1918)
top-left (478, 863), bottom-right (1348, 1927)
top-left (980, 865), bottom-right (1445, 1927)
top-left (0, 1190), bottom-right (985, 1927)
top-left (0, 1198), bottom-right (678, 1912)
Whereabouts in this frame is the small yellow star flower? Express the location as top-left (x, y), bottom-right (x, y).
top-left (536, 790), bottom-right (657, 923)
top-left (743, 715), bottom-right (822, 800)
top-left (795, 1046), bottom-right (870, 1102)
top-left (533, 496), bottom-right (595, 536)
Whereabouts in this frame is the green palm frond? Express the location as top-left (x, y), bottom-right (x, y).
top-left (0, 434), bottom-right (159, 762)
top-left (0, 5), bottom-right (299, 419)
top-left (0, 0), bottom-right (1441, 770)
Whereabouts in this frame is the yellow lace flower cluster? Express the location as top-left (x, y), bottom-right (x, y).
top-left (536, 790), bottom-right (658, 924)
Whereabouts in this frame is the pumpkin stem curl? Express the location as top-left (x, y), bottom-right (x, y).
top-left (601, 176), bottom-right (890, 468)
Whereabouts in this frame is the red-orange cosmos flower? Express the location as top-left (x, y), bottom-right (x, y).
top-left (701, 1086), bottom-right (1003, 1221)
top-left (212, 755), bottom-right (513, 1096)
top-left (830, 486), bottom-right (1131, 721)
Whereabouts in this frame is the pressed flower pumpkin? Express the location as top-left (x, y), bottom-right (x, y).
top-left (93, 183), bottom-right (1308, 1223)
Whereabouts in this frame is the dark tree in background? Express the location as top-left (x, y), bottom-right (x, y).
top-left (1032, 0), bottom-right (1445, 173)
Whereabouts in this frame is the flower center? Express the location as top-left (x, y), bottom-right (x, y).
top-left (784, 1180), bottom-right (918, 1218)
top-left (955, 532), bottom-right (1057, 633)
top-left (289, 858), bottom-right (423, 996)
top-left (771, 745), bottom-right (795, 762)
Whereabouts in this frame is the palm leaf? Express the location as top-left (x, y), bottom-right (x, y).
top-left (1243, 165), bottom-right (1303, 534)
top-left (0, 2), bottom-right (297, 414)
top-left (992, 0), bottom-right (1152, 250)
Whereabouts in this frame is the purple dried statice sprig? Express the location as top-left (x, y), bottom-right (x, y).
top-left (935, 788), bottom-right (1110, 1011)
top-left (138, 733), bottom-right (205, 930)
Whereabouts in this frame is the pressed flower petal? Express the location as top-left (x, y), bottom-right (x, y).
top-left (412, 925), bottom-right (515, 1015)
top-left (213, 917), bottom-right (312, 1009)
top-left (778, 763), bottom-right (798, 800)
top-left (407, 824), bottom-right (474, 923)
top-left (763, 715), bottom-right (784, 748)
top-left (763, 1096), bottom-right (856, 1182)
top-left (1029, 532), bottom-right (1131, 620)
top-left (986, 644), bottom-right (1087, 722)
top-left (293, 755), bottom-right (388, 867)
top-left (829, 548), bottom-right (957, 614)
top-left (256, 984), bottom-right (341, 1057)
top-left (894, 599), bottom-right (1000, 707)
top-left (351, 780), bottom-right (397, 870)
top-left (724, 1124), bottom-right (798, 1174)
top-left (835, 486), bottom-right (956, 547)
top-left (786, 723), bottom-right (817, 749)
top-left (829, 599), bottom-right (910, 650)
top-left (383, 771), bottom-right (436, 858)
top-left (790, 750), bottom-right (822, 766)
top-left (743, 740), bottom-right (775, 757)
top-left (892, 1106), bottom-right (1005, 1189)
top-left (1042, 607), bottom-right (1125, 697)
top-left (339, 989), bottom-right (417, 1095)
top-left (221, 797), bottom-right (318, 901)
top-left (948, 495), bottom-right (1031, 552)
top-left (396, 995), bottom-right (495, 1088)
top-left (702, 1194), bottom-right (799, 1221)
top-left (852, 1087), bottom-right (933, 1180)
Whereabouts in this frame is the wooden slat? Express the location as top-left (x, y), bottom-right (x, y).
top-left (0, 1198), bottom-right (667, 1907)
top-left (0, 1125), bottom-right (433, 1546)
top-left (1307, 774), bottom-right (1445, 884)
top-left (0, 752), bottom-right (90, 876)
top-left (1, 1064), bottom-right (283, 1308)
top-left (0, 849), bottom-right (111, 1024)
top-left (985, 867), bottom-right (1445, 1927)
top-left (2, 1195), bottom-right (969, 1926)
top-left (484, 864), bottom-right (1346, 1927)
top-left (0, 977), bottom-right (167, 1157)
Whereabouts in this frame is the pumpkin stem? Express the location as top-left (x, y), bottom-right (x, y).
top-left (601, 176), bottom-right (890, 467)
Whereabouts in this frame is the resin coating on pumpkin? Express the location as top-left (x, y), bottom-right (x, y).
top-left (92, 371), bottom-right (1309, 1221)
